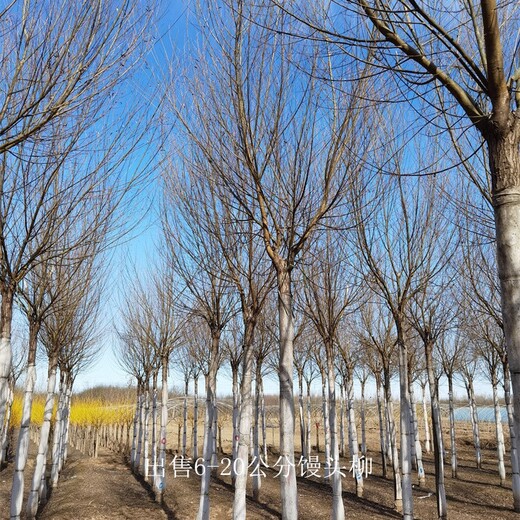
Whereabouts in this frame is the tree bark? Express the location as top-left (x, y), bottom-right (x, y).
top-left (376, 379), bottom-right (388, 479)
top-left (397, 325), bottom-right (414, 520)
top-left (425, 344), bottom-right (447, 519)
top-left (503, 359), bottom-right (520, 508)
top-left (492, 375), bottom-right (506, 485)
top-left (277, 267), bottom-right (298, 520)
top-left (326, 345), bottom-right (345, 517)
top-left (11, 319), bottom-right (39, 519)
top-left (465, 378), bottom-right (482, 469)
top-left (447, 374), bottom-right (458, 478)
top-left (0, 287), bottom-right (14, 437)
top-left (193, 374), bottom-right (199, 460)
top-left (346, 368), bottom-right (363, 497)
top-left (154, 357), bottom-right (168, 503)
top-left (197, 331), bottom-right (219, 520)
top-left (233, 322), bottom-right (255, 520)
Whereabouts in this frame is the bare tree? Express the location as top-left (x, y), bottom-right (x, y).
top-left (167, 2), bottom-right (373, 516)
top-left (281, 3), bottom-right (520, 511)
top-left (300, 230), bottom-right (361, 509)
top-left (355, 168), bottom-right (447, 518)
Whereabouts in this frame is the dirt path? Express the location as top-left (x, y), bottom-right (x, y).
top-left (37, 448), bottom-right (168, 520)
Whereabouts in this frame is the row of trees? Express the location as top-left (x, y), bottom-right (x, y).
top-left (141, 1), bottom-right (520, 519)
top-left (0, 0), bottom-right (157, 517)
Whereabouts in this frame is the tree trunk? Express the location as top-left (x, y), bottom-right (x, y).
top-left (384, 379), bottom-right (402, 510)
top-left (397, 327), bottom-right (414, 520)
top-left (196, 331), bottom-right (219, 520)
top-left (193, 374), bottom-right (199, 460)
top-left (143, 382), bottom-right (150, 479)
top-left (183, 377), bottom-right (189, 457)
top-left (11, 319), bottom-right (39, 519)
top-left (409, 382), bottom-right (425, 485)
top-left (320, 366), bottom-right (331, 480)
top-left (346, 368), bottom-right (363, 497)
top-left (503, 359), bottom-right (520, 509)
top-left (154, 357), bottom-right (168, 503)
top-left (151, 372), bottom-right (158, 482)
top-left (421, 383), bottom-right (431, 454)
top-left (261, 378), bottom-right (267, 461)
top-left (306, 380), bottom-right (312, 462)
top-left (491, 132), bottom-right (520, 511)
top-left (277, 267), bottom-right (298, 520)
top-left (466, 378), bottom-right (482, 469)
top-left (425, 344), bottom-right (447, 519)
top-left (492, 375), bottom-right (506, 485)
top-left (136, 381), bottom-right (145, 473)
top-left (233, 322), bottom-right (255, 520)
top-left (326, 346), bottom-right (345, 517)
top-left (298, 371), bottom-right (307, 464)
top-left (232, 363), bottom-right (240, 485)
top-left (360, 380), bottom-right (366, 456)
top-left (339, 384), bottom-right (345, 459)
top-left (0, 287), bottom-right (14, 439)
top-left (0, 378), bottom-right (13, 467)
top-left (447, 374), bottom-right (458, 478)
top-left (50, 372), bottom-right (67, 488)
top-left (253, 365), bottom-right (262, 501)
top-left (131, 385), bottom-right (141, 470)
top-left (376, 379), bottom-right (388, 479)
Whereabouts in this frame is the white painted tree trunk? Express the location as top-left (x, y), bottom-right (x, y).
top-left (347, 372), bottom-right (363, 498)
top-left (193, 374), bottom-right (199, 460)
top-left (298, 373), bottom-right (307, 464)
top-left (426, 350), bottom-right (447, 519)
top-left (409, 383), bottom-right (425, 485)
top-left (233, 325), bottom-right (254, 520)
top-left (326, 353), bottom-right (344, 518)
top-left (131, 387), bottom-right (141, 469)
top-left (494, 186), bottom-right (520, 511)
top-left (154, 358), bottom-right (168, 503)
top-left (253, 366), bottom-right (262, 501)
top-left (0, 379), bottom-right (14, 466)
top-left (50, 373), bottom-right (67, 488)
top-left (397, 338), bottom-right (414, 520)
top-left (385, 389), bottom-right (402, 510)
top-left (197, 332), bottom-right (219, 520)
top-left (232, 365), bottom-right (240, 484)
top-left (0, 291), bottom-right (14, 438)
top-left (29, 379), bottom-right (55, 512)
top-left (261, 379), bottom-right (267, 461)
top-left (211, 398), bottom-right (218, 473)
top-left (447, 375), bottom-right (457, 478)
top-left (320, 368), bottom-right (331, 480)
top-left (376, 381), bottom-right (388, 479)
top-left (339, 384), bottom-right (345, 458)
top-left (492, 377), bottom-right (506, 485)
top-left (10, 361), bottom-right (37, 519)
top-left (466, 379), bottom-right (482, 469)
top-left (306, 380), bottom-right (312, 463)
top-left (143, 384), bottom-right (150, 479)
top-left (360, 381), bottom-right (366, 456)
top-left (277, 268), bottom-right (298, 520)
top-left (183, 378), bottom-right (189, 457)
top-left (151, 374), bottom-right (158, 483)
top-left (503, 360), bottom-right (520, 509)
top-left (137, 381), bottom-right (145, 472)
top-left (421, 384), bottom-right (431, 454)
top-left (59, 382), bottom-right (72, 468)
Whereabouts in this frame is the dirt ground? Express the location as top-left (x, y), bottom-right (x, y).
top-left (161, 429), bottom-right (517, 520)
top-left (0, 424), bottom-right (516, 519)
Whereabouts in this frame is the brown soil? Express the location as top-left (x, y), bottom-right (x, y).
top-left (160, 434), bottom-right (516, 520)
top-left (0, 425), bottom-right (516, 519)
